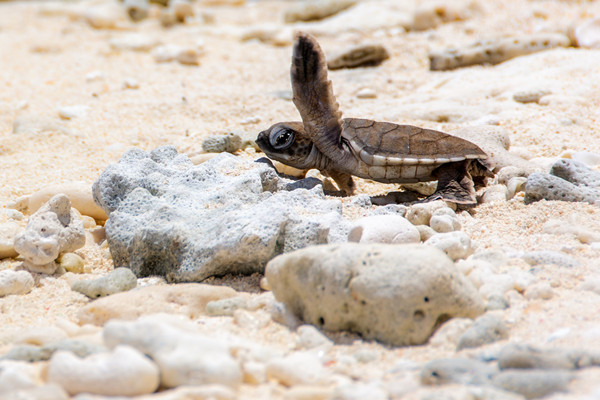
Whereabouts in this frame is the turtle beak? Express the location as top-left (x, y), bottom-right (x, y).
top-left (255, 130), bottom-right (270, 152)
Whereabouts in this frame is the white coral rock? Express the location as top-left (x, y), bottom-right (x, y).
top-left (47, 345), bottom-right (160, 396)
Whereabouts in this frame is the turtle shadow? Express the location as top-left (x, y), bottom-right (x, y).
top-left (370, 191), bottom-right (420, 205)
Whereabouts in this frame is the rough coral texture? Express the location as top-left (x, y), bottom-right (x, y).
top-left (93, 146), bottom-right (349, 282)
top-left (14, 194), bottom-right (85, 274)
top-left (265, 243), bottom-right (484, 346)
top-left (525, 159), bottom-right (600, 204)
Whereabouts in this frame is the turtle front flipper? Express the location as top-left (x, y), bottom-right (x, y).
top-left (429, 161), bottom-right (477, 205)
top-left (291, 32), bottom-right (354, 167)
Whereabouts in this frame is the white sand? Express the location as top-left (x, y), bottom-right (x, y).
top-left (1, 0), bottom-right (600, 398)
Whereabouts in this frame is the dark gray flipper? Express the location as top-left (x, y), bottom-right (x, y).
top-left (429, 161), bottom-right (477, 205)
top-left (291, 32), bottom-right (354, 167)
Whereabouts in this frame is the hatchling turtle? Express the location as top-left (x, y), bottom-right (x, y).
top-left (256, 32), bottom-right (493, 205)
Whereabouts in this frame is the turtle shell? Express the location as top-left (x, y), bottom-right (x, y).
top-left (341, 118), bottom-right (487, 182)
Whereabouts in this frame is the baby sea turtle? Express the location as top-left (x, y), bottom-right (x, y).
top-left (256, 32), bottom-right (493, 205)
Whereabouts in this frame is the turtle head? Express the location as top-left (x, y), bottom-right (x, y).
top-left (256, 122), bottom-right (317, 169)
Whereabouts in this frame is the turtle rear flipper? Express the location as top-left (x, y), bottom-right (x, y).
top-left (429, 161), bottom-right (477, 205)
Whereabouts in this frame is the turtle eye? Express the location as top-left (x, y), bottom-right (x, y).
top-left (269, 127), bottom-right (295, 150)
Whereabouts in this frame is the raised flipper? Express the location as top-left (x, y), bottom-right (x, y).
top-left (291, 32), bottom-right (354, 167)
top-left (429, 161), bottom-right (477, 205)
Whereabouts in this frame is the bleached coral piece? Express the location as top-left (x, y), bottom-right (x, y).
top-left (14, 194), bottom-right (85, 274)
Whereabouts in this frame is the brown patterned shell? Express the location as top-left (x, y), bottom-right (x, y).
top-left (341, 118), bottom-right (488, 182)
top-left (343, 119), bottom-right (486, 161)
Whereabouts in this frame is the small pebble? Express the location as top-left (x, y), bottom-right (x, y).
top-left (83, 3), bottom-right (128, 30)
top-left (485, 294), bottom-right (510, 311)
top-left (160, 8), bottom-right (178, 27)
top-left (85, 70), bottom-right (105, 82)
top-left (415, 225), bottom-right (436, 241)
top-left (243, 361), bottom-right (267, 385)
top-left (524, 282), bottom-right (554, 300)
top-left (284, 0), bottom-right (356, 23)
top-left (356, 88), bottom-right (377, 99)
top-left (110, 34), bottom-right (158, 52)
top-left (429, 318), bottom-right (474, 348)
top-left (328, 44), bottom-right (390, 70)
top-left (456, 313), bottom-right (509, 350)
top-left (347, 215), bottom-right (420, 244)
top-left (478, 273), bottom-right (515, 300)
top-left (206, 296), bottom-right (248, 316)
top-left (421, 358), bottom-right (497, 385)
top-left (57, 105), bottom-right (90, 120)
top-left (266, 351), bottom-right (331, 386)
top-left (124, 0), bottom-right (149, 21)
top-left (411, 2), bottom-right (478, 30)
top-left (511, 270), bottom-right (535, 292)
top-left (2, 339), bottom-right (106, 362)
top-left (0, 222), bottom-right (22, 259)
top-left (57, 253), bottom-right (85, 274)
top-left (240, 26), bottom-right (293, 46)
top-left (123, 78), bottom-right (140, 89)
top-left (0, 270), bottom-right (34, 297)
top-left (80, 216), bottom-right (96, 229)
top-left (425, 231), bottom-right (474, 260)
top-left (239, 116), bottom-right (261, 125)
top-left (497, 343), bottom-right (592, 370)
top-left (172, 0), bottom-right (194, 22)
top-left (353, 348), bottom-right (379, 363)
top-left (506, 177), bottom-right (527, 199)
top-left (429, 208), bottom-right (460, 233)
top-left (513, 89), bottom-right (552, 104)
top-left (480, 184), bottom-right (508, 203)
top-left (71, 267), bottom-right (137, 298)
top-left (406, 200), bottom-right (449, 226)
top-left (496, 166), bottom-right (530, 185)
top-left (273, 90), bottom-right (293, 100)
top-left (295, 325), bottom-right (333, 351)
top-left (572, 17), bottom-right (600, 48)
top-left (491, 369), bottom-right (572, 399)
top-left (202, 132), bottom-right (243, 153)
top-left (520, 250), bottom-right (579, 268)
top-left (154, 45), bottom-right (200, 65)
